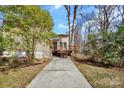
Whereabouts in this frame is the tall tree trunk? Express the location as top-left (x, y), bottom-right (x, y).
top-left (25, 32), bottom-right (31, 63)
top-left (71, 5), bottom-right (78, 45)
top-left (64, 5), bottom-right (71, 54)
top-left (71, 5), bottom-right (78, 56)
top-left (31, 28), bottom-right (36, 63)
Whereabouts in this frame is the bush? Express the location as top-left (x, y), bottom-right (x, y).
top-left (85, 32), bottom-right (124, 67)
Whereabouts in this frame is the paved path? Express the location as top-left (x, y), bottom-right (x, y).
top-left (27, 57), bottom-right (92, 88)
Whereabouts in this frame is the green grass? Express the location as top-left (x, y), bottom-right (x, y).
top-left (73, 60), bottom-right (124, 88)
top-left (0, 59), bottom-right (50, 88)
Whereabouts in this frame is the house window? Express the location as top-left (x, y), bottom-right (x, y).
top-left (60, 42), bottom-right (63, 47)
top-left (53, 42), bottom-right (57, 50)
top-left (64, 42), bottom-right (67, 48)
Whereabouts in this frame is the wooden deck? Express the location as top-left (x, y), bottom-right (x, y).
top-left (52, 50), bottom-right (71, 58)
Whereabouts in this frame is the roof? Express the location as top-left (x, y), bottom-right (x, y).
top-left (51, 34), bottom-right (69, 42)
top-left (57, 34), bottom-right (69, 37)
top-left (51, 38), bottom-right (60, 41)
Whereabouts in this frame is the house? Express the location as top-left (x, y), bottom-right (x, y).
top-left (52, 34), bottom-right (69, 51)
top-left (35, 42), bottom-right (52, 59)
top-left (2, 33), bottom-right (52, 59)
top-left (51, 34), bottom-right (75, 57)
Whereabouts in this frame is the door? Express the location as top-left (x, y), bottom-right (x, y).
top-left (53, 42), bottom-right (57, 50)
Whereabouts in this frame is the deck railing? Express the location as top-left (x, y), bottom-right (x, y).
top-left (52, 45), bottom-right (76, 51)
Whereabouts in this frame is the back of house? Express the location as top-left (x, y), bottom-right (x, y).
top-left (51, 34), bottom-right (76, 57)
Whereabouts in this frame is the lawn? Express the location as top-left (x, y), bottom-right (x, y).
top-left (72, 56), bottom-right (124, 88)
top-left (0, 59), bottom-right (50, 88)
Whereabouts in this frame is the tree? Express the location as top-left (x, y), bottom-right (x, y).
top-left (64, 5), bottom-right (79, 55)
top-left (71, 5), bottom-right (78, 46)
top-left (74, 5), bottom-right (124, 67)
top-left (76, 6), bottom-right (98, 54)
top-left (95, 5), bottom-right (119, 30)
top-left (118, 5), bottom-right (124, 24)
top-left (0, 6), bottom-right (54, 62)
top-left (64, 5), bottom-right (71, 52)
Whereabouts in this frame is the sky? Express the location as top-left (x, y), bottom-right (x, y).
top-left (42, 5), bottom-right (68, 34)
top-left (0, 12), bottom-right (4, 27)
top-left (42, 5), bottom-right (96, 35)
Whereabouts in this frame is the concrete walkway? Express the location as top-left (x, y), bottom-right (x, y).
top-left (27, 57), bottom-right (92, 88)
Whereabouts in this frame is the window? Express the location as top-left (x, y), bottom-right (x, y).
top-left (64, 42), bottom-right (67, 48)
top-left (60, 42), bottom-right (63, 47)
top-left (53, 42), bottom-right (57, 50)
